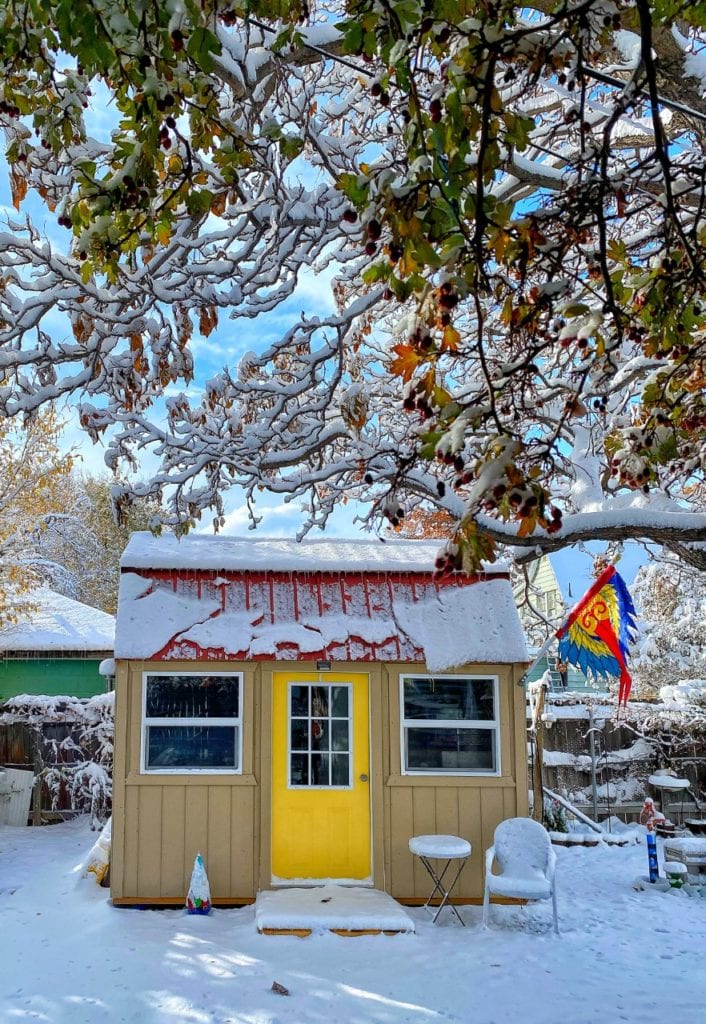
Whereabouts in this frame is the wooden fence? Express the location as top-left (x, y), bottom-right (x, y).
top-left (0, 720), bottom-right (84, 823)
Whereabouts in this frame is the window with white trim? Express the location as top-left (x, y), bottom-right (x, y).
top-left (142, 672), bottom-right (242, 772)
top-left (400, 675), bottom-right (500, 775)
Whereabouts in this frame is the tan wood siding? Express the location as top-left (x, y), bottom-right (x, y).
top-left (111, 660), bottom-right (258, 903)
top-left (111, 657), bottom-right (528, 904)
top-left (383, 663), bottom-right (526, 900)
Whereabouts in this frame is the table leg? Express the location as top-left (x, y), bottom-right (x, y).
top-left (419, 855), bottom-right (468, 926)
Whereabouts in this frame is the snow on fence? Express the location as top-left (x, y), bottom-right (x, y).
top-left (534, 693), bottom-right (706, 821)
top-left (0, 693), bottom-right (113, 828)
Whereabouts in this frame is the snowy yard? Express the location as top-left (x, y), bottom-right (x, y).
top-left (1, 819), bottom-right (704, 1024)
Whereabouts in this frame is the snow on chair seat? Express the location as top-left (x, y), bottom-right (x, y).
top-left (485, 873), bottom-right (552, 901)
top-left (482, 817), bottom-right (559, 934)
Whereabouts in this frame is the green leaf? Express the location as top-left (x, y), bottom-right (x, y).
top-left (338, 20), bottom-right (363, 54)
top-left (279, 134), bottom-right (304, 161)
top-left (337, 172), bottom-right (369, 207)
top-left (362, 262), bottom-right (391, 285)
top-left (412, 237), bottom-right (442, 268)
top-left (186, 26), bottom-right (222, 73)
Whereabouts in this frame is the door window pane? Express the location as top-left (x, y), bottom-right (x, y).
top-left (331, 686), bottom-right (349, 717)
top-left (332, 753), bottom-right (350, 786)
top-left (311, 753), bottom-right (330, 786)
top-left (290, 720), bottom-right (308, 751)
top-left (311, 686), bottom-right (329, 717)
top-left (331, 720), bottom-right (349, 751)
top-left (290, 753), bottom-right (309, 786)
top-left (291, 685), bottom-right (309, 716)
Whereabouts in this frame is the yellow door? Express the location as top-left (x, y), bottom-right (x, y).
top-left (271, 671), bottom-right (371, 881)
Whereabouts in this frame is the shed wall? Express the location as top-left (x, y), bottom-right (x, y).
top-left (112, 658), bottom-right (528, 904)
top-left (0, 657), bottom-right (108, 700)
top-left (380, 662), bottom-right (528, 901)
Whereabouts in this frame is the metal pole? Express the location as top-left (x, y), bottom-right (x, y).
top-left (588, 707), bottom-right (599, 822)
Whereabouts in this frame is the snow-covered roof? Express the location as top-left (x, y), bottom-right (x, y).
top-left (0, 589), bottom-right (115, 655)
top-left (116, 534), bottom-right (528, 670)
top-left (121, 532), bottom-right (510, 575)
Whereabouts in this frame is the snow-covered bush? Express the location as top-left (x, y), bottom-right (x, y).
top-left (0, 692), bottom-right (113, 828)
top-left (660, 680), bottom-right (706, 708)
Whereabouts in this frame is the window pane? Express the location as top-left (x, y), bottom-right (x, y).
top-left (147, 726), bottom-right (238, 769)
top-left (290, 719), bottom-right (308, 751)
top-left (332, 753), bottom-right (350, 786)
top-left (403, 678), bottom-right (494, 721)
top-left (290, 685), bottom-right (309, 716)
top-left (331, 686), bottom-right (349, 717)
top-left (311, 719), bottom-right (329, 751)
top-left (311, 686), bottom-right (329, 717)
top-left (146, 675), bottom-right (239, 719)
top-left (405, 727), bottom-right (495, 772)
top-left (291, 753), bottom-right (309, 786)
top-left (311, 753), bottom-right (330, 786)
top-left (331, 720), bottom-right (349, 752)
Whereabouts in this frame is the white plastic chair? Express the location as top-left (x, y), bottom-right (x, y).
top-left (482, 817), bottom-right (558, 933)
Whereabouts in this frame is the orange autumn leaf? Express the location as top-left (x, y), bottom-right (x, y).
top-left (210, 192), bottom-right (227, 217)
top-left (441, 325), bottom-right (461, 352)
top-left (516, 513), bottom-right (537, 538)
top-left (389, 343), bottom-right (423, 382)
top-left (11, 171), bottom-right (27, 211)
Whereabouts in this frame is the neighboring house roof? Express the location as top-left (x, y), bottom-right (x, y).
top-left (0, 589), bottom-right (115, 655)
top-left (117, 534), bottom-right (529, 670)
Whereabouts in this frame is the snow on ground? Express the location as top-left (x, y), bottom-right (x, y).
top-left (1, 818), bottom-right (704, 1024)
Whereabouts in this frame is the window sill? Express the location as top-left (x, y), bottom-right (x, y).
top-left (386, 774), bottom-right (510, 788)
top-left (127, 771), bottom-right (258, 786)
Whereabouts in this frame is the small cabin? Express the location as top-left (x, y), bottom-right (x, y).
top-left (111, 534), bottom-right (529, 905)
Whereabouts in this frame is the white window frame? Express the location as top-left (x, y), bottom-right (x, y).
top-left (399, 673), bottom-right (501, 777)
top-left (287, 680), bottom-right (354, 791)
top-left (141, 670), bottom-right (243, 775)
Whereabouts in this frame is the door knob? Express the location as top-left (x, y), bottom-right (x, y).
top-left (359, 773), bottom-right (369, 782)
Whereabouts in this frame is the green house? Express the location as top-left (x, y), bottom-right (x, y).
top-left (0, 589), bottom-right (115, 701)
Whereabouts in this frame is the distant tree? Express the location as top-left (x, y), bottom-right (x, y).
top-left (392, 505), bottom-right (565, 644)
top-left (631, 561), bottom-right (706, 699)
top-left (0, 2), bottom-right (704, 572)
top-left (29, 473), bottom-right (164, 615)
top-left (0, 411), bottom-right (75, 628)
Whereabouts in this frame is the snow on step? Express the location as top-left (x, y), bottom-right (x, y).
top-left (255, 885), bottom-right (415, 934)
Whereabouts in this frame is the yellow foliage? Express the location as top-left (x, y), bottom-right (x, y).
top-left (0, 409), bottom-right (75, 629)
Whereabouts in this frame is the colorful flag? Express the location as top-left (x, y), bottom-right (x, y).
top-left (556, 565), bottom-right (638, 705)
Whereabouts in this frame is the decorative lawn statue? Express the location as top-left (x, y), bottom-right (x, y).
top-left (186, 853), bottom-right (212, 915)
